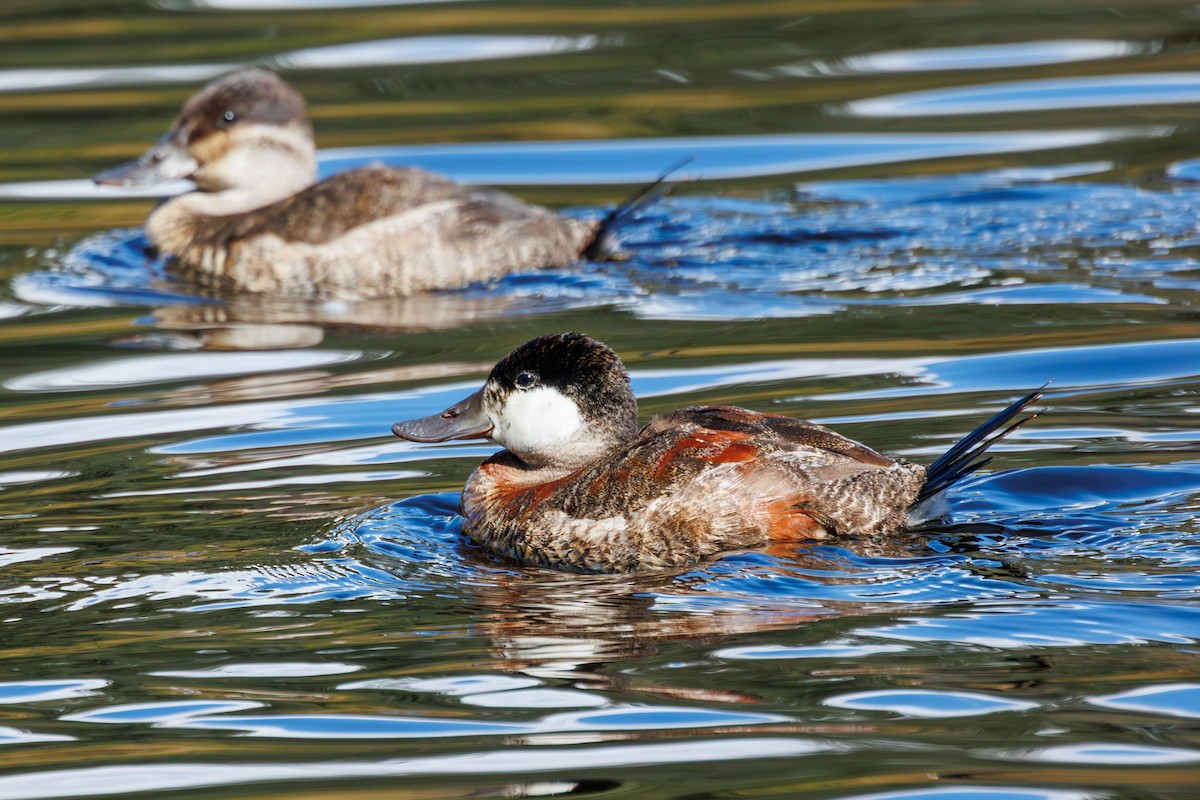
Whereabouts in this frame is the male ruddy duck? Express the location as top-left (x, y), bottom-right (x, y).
top-left (94, 69), bottom-right (607, 300)
top-left (392, 332), bottom-right (1042, 574)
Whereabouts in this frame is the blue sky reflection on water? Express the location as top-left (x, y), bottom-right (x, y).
top-left (0, 130), bottom-right (1146, 201)
top-left (848, 72), bottom-right (1200, 117)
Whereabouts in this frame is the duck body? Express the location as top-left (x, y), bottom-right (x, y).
top-left (391, 333), bottom-right (1040, 574)
top-left (464, 406), bottom-right (924, 573)
top-left (95, 69), bottom-right (599, 300)
top-left (148, 163), bottom-right (598, 298)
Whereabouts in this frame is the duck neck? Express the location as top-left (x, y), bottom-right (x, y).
top-left (506, 431), bottom-right (633, 477)
top-left (145, 147), bottom-right (316, 256)
top-left (191, 143), bottom-right (318, 210)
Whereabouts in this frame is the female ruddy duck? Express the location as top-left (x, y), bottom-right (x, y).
top-left (94, 69), bottom-right (608, 300)
top-left (392, 332), bottom-right (1042, 574)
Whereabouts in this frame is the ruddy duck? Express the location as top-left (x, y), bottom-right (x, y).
top-left (94, 69), bottom-right (609, 300)
top-left (392, 332), bottom-right (1042, 574)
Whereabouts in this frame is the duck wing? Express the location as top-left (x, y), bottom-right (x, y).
top-left (221, 165), bottom-right (504, 245)
top-left (551, 405), bottom-right (895, 517)
top-left (653, 405), bottom-right (894, 467)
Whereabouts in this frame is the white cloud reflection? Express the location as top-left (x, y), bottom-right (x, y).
top-left (273, 34), bottom-right (598, 69)
top-left (758, 40), bottom-right (1148, 80)
top-left (0, 34), bottom-right (595, 96)
top-left (847, 72), bottom-right (1200, 117)
top-left (0, 64), bottom-right (235, 95)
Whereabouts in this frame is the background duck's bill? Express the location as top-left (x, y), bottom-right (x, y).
top-left (391, 389), bottom-right (492, 443)
top-left (93, 132), bottom-right (198, 188)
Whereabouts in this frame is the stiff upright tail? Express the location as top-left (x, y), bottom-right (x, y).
top-left (581, 156), bottom-right (694, 260)
top-left (916, 385), bottom-right (1046, 507)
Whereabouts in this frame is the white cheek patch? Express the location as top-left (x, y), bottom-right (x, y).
top-left (492, 387), bottom-right (584, 453)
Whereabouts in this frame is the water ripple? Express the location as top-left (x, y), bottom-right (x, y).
top-left (847, 72), bottom-right (1200, 117)
top-left (0, 131), bottom-right (1151, 202)
top-left (860, 601), bottom-right (1200, 648)
top-left (824, 689), bottom-right (1038, 718)
top-left (17, 166), bottom-right (1200, 329)
top-left (148, 662), bottom-right (361, 678)
top-left (834, 790), bottom-right (1091, 800)
top-left (274, 34), bottom-right (598, 69)
top-left (0, 738), bottom-right (823, 800)
top-left (0, 680), bottom-right (108, 704)
top-left (158, 703), bottom-right (782, 738)
top-left (1088, 683), bottom-right (1200, 719)
top-left (5, 351), bottom-right (369, 392)
top-left (777, 40), bottom-right (1148, 78)
top-left (996, 743), bottom-right (1200, 765)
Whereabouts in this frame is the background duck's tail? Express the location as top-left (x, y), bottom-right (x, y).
top-left (581, 156), bottom-right (694, 260)
top-left (909, 386), bottom-right (1046, 521)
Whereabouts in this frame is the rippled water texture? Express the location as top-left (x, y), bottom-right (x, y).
top-left (3, 1), bottom-right (1200, 799)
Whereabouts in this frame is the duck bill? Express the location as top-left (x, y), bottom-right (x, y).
top-left (391, 389), bottom-right (493, 443)
top-left (93, 130), bottom-right (199, 189)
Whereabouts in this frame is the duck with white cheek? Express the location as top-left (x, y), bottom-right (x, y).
top-left (94, 69), bottom-right (614, 300)
top-left (391, 333), bottom-right (1043, 574)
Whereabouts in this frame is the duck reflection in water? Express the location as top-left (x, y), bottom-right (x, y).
top-left (118, 290), bottom-right (532, 351)
top-left (471, 567), bottom-right (824, 703)
top-left (348, 495), bottom-right (942, 705)
top-left (94, 68), bottom-right (627, 300)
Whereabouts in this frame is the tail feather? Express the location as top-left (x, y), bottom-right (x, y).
top-left (916, 385), bottom-right (1046, 505)
top-left (581, 156), bottom-right (695, 260)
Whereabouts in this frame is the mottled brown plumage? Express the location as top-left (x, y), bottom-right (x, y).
top-left (463, 406), bottom-right (924, 573)
top-left (391, 333), bottom-right (1042, 574)
top-left (94, 68), bottom-right (599, 300)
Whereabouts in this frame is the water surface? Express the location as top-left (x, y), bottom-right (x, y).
top-left (2, 1), bottom-right (1200, 799)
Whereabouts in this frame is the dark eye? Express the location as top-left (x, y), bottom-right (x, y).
top-left (514, 371), bottom-right (539, 390)
top-left (217, 110), bottom-right (237, 127)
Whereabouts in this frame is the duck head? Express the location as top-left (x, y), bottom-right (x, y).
top-left (94, 68), bottom-right (316, 194)
top-left (392, 333), bottom-right (640, 470)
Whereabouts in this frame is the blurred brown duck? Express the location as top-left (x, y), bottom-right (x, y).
top-left (392, 332), bottom-right (1043, 574)
top-left (94, 68), bottom-right (608, 300)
